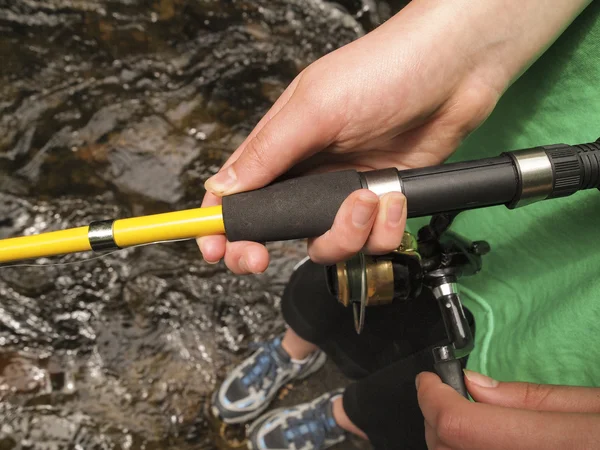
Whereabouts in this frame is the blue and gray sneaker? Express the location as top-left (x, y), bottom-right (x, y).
top-left (212, 335), bottom-right (327, 424)
top-left (247, 390), bottom-right (346, 450)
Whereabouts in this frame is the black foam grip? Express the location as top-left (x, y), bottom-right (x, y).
top-left (434, 359), bottom-right (468, 398)
top-left (222, 170), bottom-right (363, 242)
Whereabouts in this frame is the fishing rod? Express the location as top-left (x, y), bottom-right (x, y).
top-left (1, 138), bottom-right (598, 264)
top-left (2, 137), bottom-right (598, 398)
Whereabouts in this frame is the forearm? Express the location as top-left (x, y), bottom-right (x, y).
top-left (381, 0), bottom-right (593, 95)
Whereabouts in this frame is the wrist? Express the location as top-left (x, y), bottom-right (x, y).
top-left (390, 0), bottom-right (592, 95)
top-left (462, 0), bottom-right (592, 93)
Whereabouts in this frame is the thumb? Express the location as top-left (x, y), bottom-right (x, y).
top-left (464, 370), bottom-right (600, 413)
top-left (204, 80), bottom-right (341, 196)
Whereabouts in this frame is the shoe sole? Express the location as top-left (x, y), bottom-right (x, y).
top-left (214, 350), bottom-right (327, 425)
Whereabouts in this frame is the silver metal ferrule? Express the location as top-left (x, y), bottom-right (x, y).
top-left (88, 220), bottom-right (119, 251)
top-left (432, 345), bottom-right (455, 363)
top-left (432, 283), bottom-right (459, 299)
top-left (509, 148), bottom-right (554, 208)
top-left (361, 168), bottom-right (403, 197)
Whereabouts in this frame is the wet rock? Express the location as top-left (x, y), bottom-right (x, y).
top-left (103, 115), bottom-right (201, 204)
top-left (0, 194), bottom-right (31, 239)
top-left (0, 436), bottom-right (17, 450)
top-left (0, 0), bottom-right (407, 448)
top-left (0, 354), bottom-right (50, 397)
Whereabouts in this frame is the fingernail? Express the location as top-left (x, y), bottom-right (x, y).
top-left (198, 239), bottom-right (220, 264)
top-left (415, 374), bottom-right (422, 390)
top-left (463, 369), bottom-right (499, 388)
top-left (202, 252), bottom-right (220, 264)
top-left (352, 194), bottom-right (378, 228)
top-left (386, 195), bottom-right (405, 227)
top-left (205, 167), bottom-right (237, 195)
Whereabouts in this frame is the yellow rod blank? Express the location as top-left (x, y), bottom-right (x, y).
top-left (0, 226), bottom-right (91, 263)
top-left (113, 206), bottom-right (224, 247)
top-left (0, 206), bottom-right (225, 264)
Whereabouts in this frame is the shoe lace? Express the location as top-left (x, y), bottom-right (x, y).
top-left (283, 399), bottom-right (337, 449)
top-left (240, 339), bottom-right (286, 389)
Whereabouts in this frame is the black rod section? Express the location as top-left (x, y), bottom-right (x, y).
top-left (401, 155), bottom-right (518, 218)
top-left (223, 139), bottom-right (600, 243)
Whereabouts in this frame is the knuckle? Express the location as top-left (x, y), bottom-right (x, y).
top-left (522, 383), bottom-right (553, 409)
top-left (307, 234), bottom-right (343, 265)
top-left (307, 243), bottom-right (327, 265)
top-left (337, 236), bottom-right (363, 255)
top-left (366, 230), bottom-right (403, 255)
top-left (244, 131), bottom-right (273, 172)
top-left (437, 409), bottom-right (469, 445)
top-left (330, 219), bottom-right (367, 256)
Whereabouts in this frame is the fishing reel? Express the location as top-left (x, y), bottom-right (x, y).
top-left (325, 232), bottom-right (423, 334)
top-left (325, 212), bottom-right (490, 397)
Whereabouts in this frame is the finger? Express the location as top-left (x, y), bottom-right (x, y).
top-left (198, 71), bottom-right (302, 265)
top-left (417, 371), bottom-right (600, 450)
top-left (204, 79), bottom-right (342, 196)
top-left (197, 191), bottom-right (227, 263)
top-left (223, 241), bottom-right (270, 275)
top-left (198, 75), bottom-right (307, 263)
top-left (363, 192), bottom-right (406, 254)
top-left (197, 235), bottom-right (227, 264)
top-left (307, 190), bottom-right (379, 265)
top-left (424, 422), bottom-right (438, 450)
top-left (464, 370), bottom-right (600, 413)
top-left (416, 371), bottom-right (471, 431)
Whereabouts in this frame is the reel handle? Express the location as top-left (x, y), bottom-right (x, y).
top-left (433, 346), bottom-right (468, 398)
top-left (429, 279), bottom-right (473, 398)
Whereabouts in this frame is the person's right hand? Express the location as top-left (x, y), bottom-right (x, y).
top-left (417, 370), bottom-right (600, 450)
top-left (199, 0), bottom-right (592, 274)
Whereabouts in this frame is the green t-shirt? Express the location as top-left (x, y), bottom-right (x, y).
top-left (410, 2), bottom-right (600, 386)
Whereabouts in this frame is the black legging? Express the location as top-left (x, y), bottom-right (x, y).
top-left (281, 259), bottom-right (474, 450)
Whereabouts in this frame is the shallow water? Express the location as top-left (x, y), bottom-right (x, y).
top-left (0, 1), bottom-right (405, 448)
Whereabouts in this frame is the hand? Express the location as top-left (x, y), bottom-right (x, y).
top-left (416, 370), bottom-right (600, 450)
top-left (199, 0), bottom-right (591, 274)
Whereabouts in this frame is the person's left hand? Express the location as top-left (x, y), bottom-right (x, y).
top-left (416, 370), bottom-right (600, 450)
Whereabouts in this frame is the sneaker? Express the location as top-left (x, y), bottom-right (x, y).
top-left (247, 390), bottom-right (346, 450)
top-left (212, 335), bottom-right (327, 424)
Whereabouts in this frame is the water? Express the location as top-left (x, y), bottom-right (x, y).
top-left (0, 1), bottom-right (405, 448)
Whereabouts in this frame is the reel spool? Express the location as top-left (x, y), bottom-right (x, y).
top-left (325, 232), bottom-right (423, 333)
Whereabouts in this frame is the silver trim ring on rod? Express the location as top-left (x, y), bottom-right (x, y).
top-left (88, 220), bottom-right (119, 251)
top-left (510, 149), bottom-right (554, 208)
top-left (432, 283), bottom-right (459, 299)
top-left (361, 168), bottom-right (403, 197)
